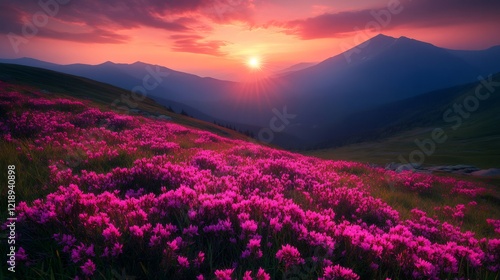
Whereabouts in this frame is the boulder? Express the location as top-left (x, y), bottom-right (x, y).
top-left (158, 115), bottom-right (173, 121)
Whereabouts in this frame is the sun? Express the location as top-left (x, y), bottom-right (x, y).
top-left (247, 57), bottom-right (261, 70)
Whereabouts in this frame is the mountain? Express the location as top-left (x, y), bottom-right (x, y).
top-left (0, 58), bottom-right (235, 102)
top-left (449, 46), bottom-right (500, 75)
top-left (273, 62), bottom-right (317, 76)
top-left (306, 73), bottom-right (500, 168)
top-left (0, 57), bottom-right (287, 128)
top-left (269, 34), bottom-right (500, 146)
top-left (2, 34), bottom-right (500, 148)
top-left (278, 34), bottom-right (499, 116)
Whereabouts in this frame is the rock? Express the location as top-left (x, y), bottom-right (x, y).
top-left (471, 168), bottom-right (500, 177)
top-left (157, 115), bottom-right (173, 121)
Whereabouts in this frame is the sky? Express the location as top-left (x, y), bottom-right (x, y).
top-left (1, 0), bottom-right (499, 81)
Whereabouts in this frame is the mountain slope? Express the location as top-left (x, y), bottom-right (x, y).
top-left (268, 35), bottom-right (500, 146)
top-left (273, 62), bottom-right (317, 76)
top-left (279, 35), bottom-right (498, 115)
top-left (0, 63), bottom-right (249, 140)
top-left (0, 57), bottom-right (283, 127)
top-left (306, 73), bottom-right (500, 168)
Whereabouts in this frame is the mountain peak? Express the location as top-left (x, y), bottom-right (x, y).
top-left (373, 34), bottom-right (396, 40)
top-left (396, 36), bottom-right (415, 42)
top-left (393, 35), bottom-right (435, 49)
top-left (367, 34), bottom-right (396, 44)
top-left (364, 34), bottom-right (397, 48)
top-left (100, 61), bottom-right (116, 66)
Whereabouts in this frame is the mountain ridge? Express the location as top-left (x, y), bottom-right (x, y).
top-left (2, 34), bottom-right (500, 148)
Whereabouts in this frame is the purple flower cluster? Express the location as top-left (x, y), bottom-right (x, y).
top-left (2, 86), bottom-right (499, 279)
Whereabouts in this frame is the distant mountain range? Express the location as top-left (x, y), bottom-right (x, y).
top-left (306, 73), bottom-right (500, 168)
top-left (273, 62), bottom-right (318, 76)
top-left (2, 34), bottom-right (500, 148)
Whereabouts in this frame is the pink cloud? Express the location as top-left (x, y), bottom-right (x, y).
top-left (273, 0), bottom-right (500, 40)
top-left (0, 0), bottom-right (255, 47)
top-left (170, 34), bottom-right (228, 56)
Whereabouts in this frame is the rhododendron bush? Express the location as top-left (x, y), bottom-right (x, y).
top-left (1, 84), bottom-right (499, 279)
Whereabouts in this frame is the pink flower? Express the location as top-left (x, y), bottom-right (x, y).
top-left (320, 264), bottom-right (360, 280)
top-left (276, 244), bottom-right (305, 269)
top-left (177, 256), bottom-right (189, 268)
top-left (167, 238), bottom-right (181, 251)
top-left (194, 251), bottom-right (205, 267)
top-left (242, 237), bottom-right (263, 259)
top-left (241, 220), bottom-right (258, 233)
top-left (102, 224), bottom-right (121, 241)
top-left (413, 258), bottom-right (436, 278)
top-left (214, 268), bottom-right (234, 280)
top-left (129, 225), bottom-right (144, 238)
top-left (80, 259), bottom-right (96, 276)
top-left (112, 243), bottom-right (123, 257)
top-left (243, 271), bottom-right (253, 280)
top-left (256, 268), bottom-right (271, 280)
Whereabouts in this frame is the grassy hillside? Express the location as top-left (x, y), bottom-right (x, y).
top-left (0, 71), bottom-right (499, 279)
top-left (0, 63), bottom-right (249, 141)
top-left (309, 73), bottom-right (500, 169)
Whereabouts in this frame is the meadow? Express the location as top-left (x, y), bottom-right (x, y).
top-left (1, 82), bottom-right (499, 279)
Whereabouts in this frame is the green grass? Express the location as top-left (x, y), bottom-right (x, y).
top-left (306, 73), bottom-right (500, 169)
top-left (357, 170), bottom-right (500, 239)
top-left (305, 125), bottom-right (500, 169)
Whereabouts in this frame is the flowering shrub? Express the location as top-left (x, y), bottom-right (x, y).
top-left (487, 219), bottom-right (500, 235)
top-left (319, 264), bottom-right (360, 280)
top-left (1, 85), bottom-right (499, 279)
top-left (276, 244), bottom-right (305, 269)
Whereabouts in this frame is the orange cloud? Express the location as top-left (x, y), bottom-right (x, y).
top-left (170, 34), bottom-right (228, 56)
top-left (272, 0), bottom-right (500, 40)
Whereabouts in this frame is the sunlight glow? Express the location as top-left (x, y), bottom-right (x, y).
top-left (247, 57), bottom-right (262, 70)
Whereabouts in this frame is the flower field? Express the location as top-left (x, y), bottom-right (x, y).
top-left (1, 82), bottom-right (500, 280)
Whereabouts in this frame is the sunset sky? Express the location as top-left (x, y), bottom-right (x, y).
top-left (1, 0), bottom-right (499, 81)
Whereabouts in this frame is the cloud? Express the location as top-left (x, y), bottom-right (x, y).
top-left (170, 34), bottom-right (228, 56)
top-left (0, 5), bottom-right (26, 34)
top-left (205, 0), bottom-right (256, 24)
top-left (40, 28), bottom-right (130, 44)
top-left (275, 0), bottom-right (500, 39)
top-left (0, 0), bottom-right (255, 49)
